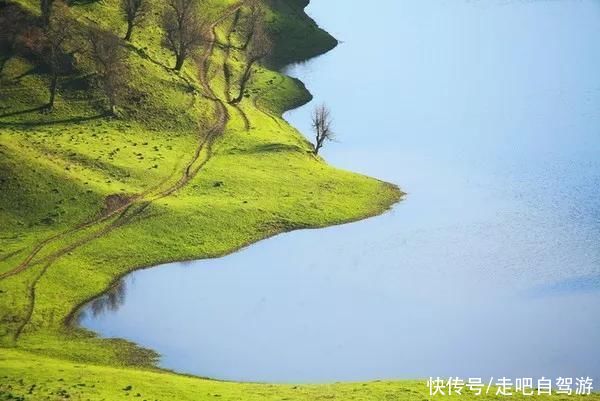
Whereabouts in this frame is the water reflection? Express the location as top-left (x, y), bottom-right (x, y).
top-left (78, 280), bottom-right (127, 322)
top-left (80, 0), bottom-right (600, 384)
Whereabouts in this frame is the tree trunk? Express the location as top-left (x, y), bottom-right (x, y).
top-left (124, 21), bottom-right (134, 41)
top-left (314, 140), bottom-right (324, 155)
top-left (230, 59), bottom-right (256, 105)
top-left (40, 0), bottom-right (53, 26)
top-left (174, 53), bottom-right (185, 71)
top-left (223, 63), bottom-right (232, 102)
top-left (47, 73), bottom-right (58, 110)
top-left (242, 27), bottom-right (254, 51)
top-left (0, 56), bottom-right (9, 76)
top-left (107, 89), bottom-right (117, 116)
top-left (314, 131), bottom-right (324, 155)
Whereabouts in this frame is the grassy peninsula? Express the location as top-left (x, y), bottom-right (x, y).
top-left (0, 0), bottom-right (595, 400)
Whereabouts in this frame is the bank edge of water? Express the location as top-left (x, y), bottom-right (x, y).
top-left (63, 0), bottom-right (403, 374)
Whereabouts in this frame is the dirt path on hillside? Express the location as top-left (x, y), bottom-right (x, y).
top-left (3, 1), bottom-right (248, 341)
top-left (0, 2), bottom-right (245, 282)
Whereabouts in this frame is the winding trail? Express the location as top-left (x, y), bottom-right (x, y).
top-left (5, 1), bottom-right (248, 341)
top-left (0, 2), bottom-right (245, 282)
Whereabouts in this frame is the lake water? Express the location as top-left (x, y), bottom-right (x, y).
top-left (79, 0), bottom-right (600, 383)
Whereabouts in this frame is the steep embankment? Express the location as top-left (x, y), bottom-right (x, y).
top-left (0, 0), bottom-right (407, 399)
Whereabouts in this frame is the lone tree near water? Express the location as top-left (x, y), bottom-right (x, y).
top-left (311, 103), bottom-right (334, 155)
top-left (86, 27), bottom-right (126, 115)
top-left (120, 0), bottom-right (150, 41)
top-left (229, 2), bottom-right (272, 104)
top-left (161, 0), bottom-right (206, 71)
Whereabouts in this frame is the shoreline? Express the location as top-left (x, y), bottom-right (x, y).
top-left (0, 0), bottom-right (404, 397)
top-left (35, 0), bottom-right (402, 375)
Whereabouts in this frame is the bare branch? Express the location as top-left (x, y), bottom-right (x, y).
top-left (121, 0), bottom-right (150, 41)
top-left (0, 3), bottom-right (26, 75)
top-left (38, 1), bottom-right (74, 110)
top-left (229, 2), bottom-right (272, 104)
top-left (40, 0), bottom-right (54, 26)
top-left (312, 103), bottom-right (334, 155)
top-left (161, 0), bottom-right (208, 71)
top-left (86, 27), bottom-right (126, 115)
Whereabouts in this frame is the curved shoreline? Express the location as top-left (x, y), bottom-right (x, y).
top-left (65, 0), bottom-right (403, 376)
top-left (0, 0), bottom-right (402, 391)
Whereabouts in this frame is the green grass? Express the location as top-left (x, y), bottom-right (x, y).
top-left (0, 1), bottom-right (582, 400)
top-left (3, 348), bottom-right (597, 401)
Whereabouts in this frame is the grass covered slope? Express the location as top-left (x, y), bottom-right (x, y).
top-left (0, 0), bottom-right (404, 397)
top-left (4, 349), bottom-right (597, 401)
top-left (0, 1), bottom-right (596, 401)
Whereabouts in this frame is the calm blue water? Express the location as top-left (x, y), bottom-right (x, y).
top-left (79, 0), bottom-right (600, 383)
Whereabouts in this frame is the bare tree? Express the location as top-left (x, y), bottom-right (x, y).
top-left (312, 104), bottom-right (334, 155)
top-left (40, 2), bottom-right (73, 111)
top-left (240, 0), bottom-right (261, 50)
top-left (87, 27), bottom-right (126, 115)
top-left (229, 3), bottom-right (272, 104)
top-left (40, 0), bottom-right (54, 26)
top-left (120, 0), bottom-right (150, 41)
top-left (0, 4), bottom-right (25, 75)
top-left (161, 0), bottom-right (206, 71)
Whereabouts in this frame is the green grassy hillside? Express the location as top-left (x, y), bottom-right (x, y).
top-left (0, 0), bottom-right (404, 398)
top-left (0, 1), bottom-right (584, 400)
top-left (4, 348), bottom-right (596, 401)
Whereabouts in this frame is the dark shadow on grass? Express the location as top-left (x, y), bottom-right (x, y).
top-left (125, 43), bottom-right (199, 93)
top-left (0, 248), bottom-right (24, 263)
top-left (0, 106), bottom-right (46, 118)
top-left (236, 142), bottom-right (306, 155)
top-left (12, 65), bottom-right (43, 81)
top-left (0, 112), bottom-right (107, 128)
top-left (68, 0), bottom-right (100, 5)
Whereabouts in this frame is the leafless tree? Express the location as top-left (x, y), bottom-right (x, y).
top-left (240, 0), bottom-right (261, 50)
top-left (40, 2), bottom-right (73, 111)
top-left (229, 3), bottom-right (272, 104)
top-left (87, 27), bottom-right (126, 115)
top-left (0, 4), bottom-right (25, 75)
top-left (161, 0), bottom-right (206, 71)
top-left (120, 0), bottom-right (150, 41)
top-left (312, 103), bottom-right (334, 155)
top-left (40, 0), bottom-right (54, 26)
